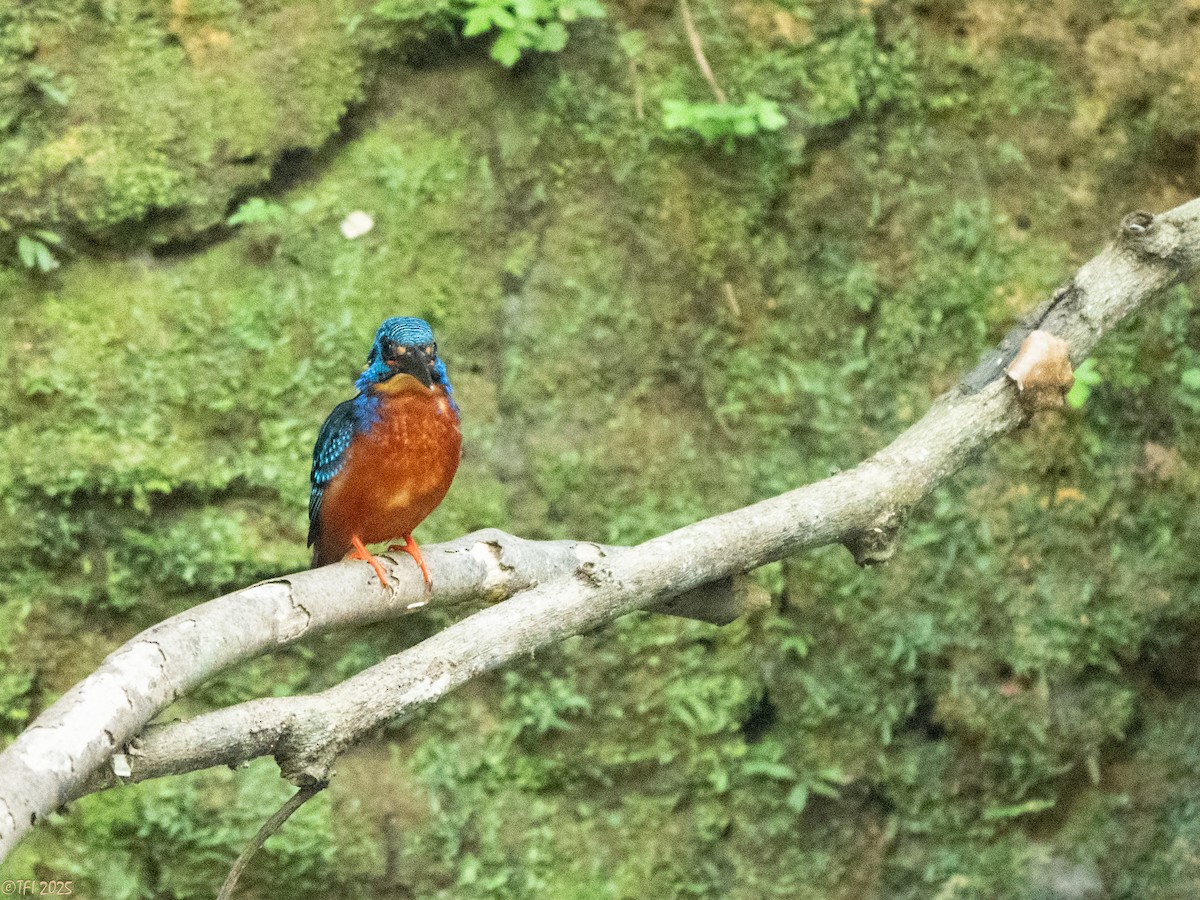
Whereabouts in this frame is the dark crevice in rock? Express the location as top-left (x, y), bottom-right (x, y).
top-left (119, 33), bottom-right (492, 262)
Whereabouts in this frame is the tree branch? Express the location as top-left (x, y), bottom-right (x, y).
top-left (1, 199), bottom-right (1199, 863)
top-left (0, 532), bottom-right (747, 853)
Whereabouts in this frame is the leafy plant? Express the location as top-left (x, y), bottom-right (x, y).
top-left (662, 94), bottom-right (787, 150)
top-left (740, 740), bottom-right (850, 815)
top-left (16, 230), bottom-right (64, 273)
top-left (458, 0), bottom-right (605, 66)
top-left (26, 62), bottom-right (73, 106)
top-left (502, 671), bottom-right (592, 735)
top-left (226, 197), bottom-right (288, 227)
top-left (1066, 357), bottom-right (1103, 408)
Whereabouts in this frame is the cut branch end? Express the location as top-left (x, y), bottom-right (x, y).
top-left (1005, 330), bottom-right (1075, 412)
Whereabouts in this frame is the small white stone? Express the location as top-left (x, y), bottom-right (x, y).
top-left (112, 753), bottom-right (132, 777)
top-left (340, 210), bottom-right (374, 239)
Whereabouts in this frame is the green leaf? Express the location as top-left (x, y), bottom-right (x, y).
top-left (16, 235), bottom-right (59, 272)
top-left (809, 779), bottom-right (842, 799)
top-left (38, 78), bottom-right (71, 106)
top-left (1181, 368), bottom-right (1200, 391)
top-left (1066, 357), bottom-right (1101, 408)
top-left (456, 0), bottom-right (604, 65)
top-left (742, 760), bottom-right (797, 780)
top-left (491, 31), bottom-right (524, 66)
top-left (462, 6), bottom-right (498, 36)
top-left (489, 6), bottom-right (518, 29)
top-left (17, 235), bottom-right (38, 269)
top-left (780, 635), bottom-right (809, 658)
top-left (537, 21), bottom-right (569, 52)
top-left (755, 100), bottom-right (788, 131)
top-left (662, 99), bottom-right (692, 131)
top-left (34, 242), bottom-right (59, 272)
top-left (786, 784), bottom-right (809, 813)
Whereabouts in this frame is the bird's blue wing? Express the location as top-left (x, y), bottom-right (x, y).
top-left (308, 398), bottom-right (358, 548)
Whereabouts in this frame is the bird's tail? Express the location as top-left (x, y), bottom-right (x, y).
top-left (311, 541), bottom-right (341, 569)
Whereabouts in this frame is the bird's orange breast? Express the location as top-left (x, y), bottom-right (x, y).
top-left (315, 378), bottom-right (460, 563)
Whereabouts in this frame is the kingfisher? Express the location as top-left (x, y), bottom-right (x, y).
top-left (308, 317), bottom-right (461, 587)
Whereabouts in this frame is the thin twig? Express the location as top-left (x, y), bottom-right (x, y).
top-left (679, 0), bottom-right (726, 104)
top-left (629, 55), bottom-right (645, 121)
top-left (216, 781), bottom-right (328, 900)
top-left (723, 281), bottom-right (741, 317)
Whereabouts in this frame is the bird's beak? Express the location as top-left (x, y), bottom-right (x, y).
top-left (384, 345), bottom-right (434, 388)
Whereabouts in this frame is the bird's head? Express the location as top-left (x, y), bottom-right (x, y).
top-left (357, 317), bottom-right (451, 395)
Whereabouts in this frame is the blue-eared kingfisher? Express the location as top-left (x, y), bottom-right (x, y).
top-left (308, 317), bottom-right (461, 587)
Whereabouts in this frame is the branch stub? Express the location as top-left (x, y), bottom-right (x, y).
top-left (843, 515), bottom-right (903, 567)
top-left (1119, 209), bottom-right (1183, 260)
top-left (1005, 330), bottom-right (1075, 412)
top-left (1120, 210), bottom-right (1154, 236)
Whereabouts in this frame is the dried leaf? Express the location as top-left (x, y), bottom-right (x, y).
top-left (1005, 330), bottom-right (1075, 410)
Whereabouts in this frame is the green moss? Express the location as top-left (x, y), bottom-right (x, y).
top-left (0, 0), bottom-right (383, 244)
top-left (4, 0), bottom-right (1200, 896)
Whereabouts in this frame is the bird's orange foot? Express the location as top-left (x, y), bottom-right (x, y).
top-left (388, 534), bottom-right (432, 589)
top-left (349, 535), bottom-right (390, 587)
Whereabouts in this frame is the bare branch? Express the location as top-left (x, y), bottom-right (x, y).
top-left (2, 198), bottom-right (1199, 863)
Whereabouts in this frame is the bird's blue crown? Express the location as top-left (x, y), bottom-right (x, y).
top-left (354, 317), bottom-right (457, 424)
top-left (376, 316), bottom-right (435, 350)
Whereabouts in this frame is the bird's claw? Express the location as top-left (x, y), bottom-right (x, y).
top-left (349, 535), bottom-right (391, 588)
top-left (388, 535), bottom-right (433, 592)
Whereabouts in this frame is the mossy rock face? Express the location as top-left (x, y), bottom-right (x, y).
top-left (4, 1), bottom-right (1200, 898)
top-left (0, 0), bottom-right (406, 245)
